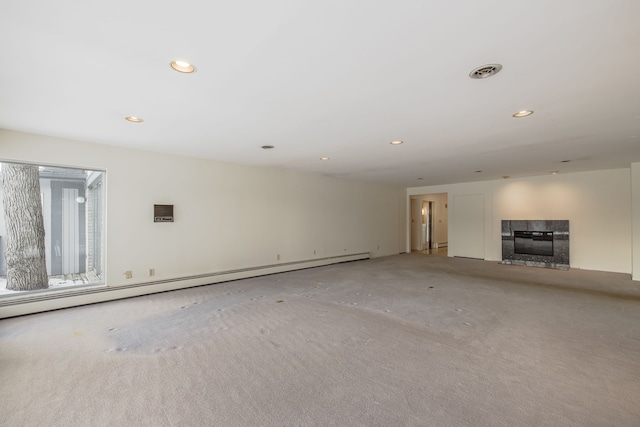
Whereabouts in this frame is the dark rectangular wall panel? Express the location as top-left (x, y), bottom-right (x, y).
top-left (501, 220), bottom-right (569, 270)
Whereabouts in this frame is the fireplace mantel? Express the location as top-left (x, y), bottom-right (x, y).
top-left (501, 220), bottom-right (569, 270)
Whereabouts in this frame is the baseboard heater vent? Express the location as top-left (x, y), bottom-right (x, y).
top-left (0, 252), bottom-right (370, 317)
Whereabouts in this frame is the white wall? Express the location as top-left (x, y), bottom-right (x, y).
top-left (492, 170), bottom-right (631, 273)
top-left (408, 169), bottom-right (633, 275)
top-left (0, 129), bottom-right (406, 309)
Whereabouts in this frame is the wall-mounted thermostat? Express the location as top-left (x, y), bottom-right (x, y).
top-left (154, 204), bottom-right (174, 222)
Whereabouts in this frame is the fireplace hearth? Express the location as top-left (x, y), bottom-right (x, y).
top-left (502, 220), bottom-right (569, 270)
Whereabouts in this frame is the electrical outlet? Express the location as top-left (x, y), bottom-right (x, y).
top-left (148, 268), bottom-right (155, 277)
top-left (277, 254), bottom-right (280, 261)
top-left (314, 249), bottom-right (316, 255)
top-left (124, 270), bottom-right (132, 279)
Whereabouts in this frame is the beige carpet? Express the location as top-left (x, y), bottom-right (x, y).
top-left (1, 254), bottom-right (639, 426)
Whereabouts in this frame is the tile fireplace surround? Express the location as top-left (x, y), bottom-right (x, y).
top-left (501, 220), bottom-right (569, 270)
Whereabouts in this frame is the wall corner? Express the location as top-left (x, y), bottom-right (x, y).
top-left (631, 163), bottom-right (640, 281)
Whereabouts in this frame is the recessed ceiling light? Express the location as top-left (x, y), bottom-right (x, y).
top-left (320, 157), bottom-right (330, 161)
top-left (561, 160), bottom-right (571, 163)
top-left (261, 145), bottom-right (274, 149)
top-left (170, 60), bottom-right (196, 73)
top-left (475, 170), bottom-right (482, 173)
top-left (390, 140), bottom-right (404, 145)
top-left (125, 116), bottom-right (143, 123)
top-left (551, 171), bottom-right (559, 175)
top-left (512, 110), bottom-right (534, 118)
top-left (469, 64), bottom-right (503, 79)
top-left (502, 176), bottom-right (510, 179)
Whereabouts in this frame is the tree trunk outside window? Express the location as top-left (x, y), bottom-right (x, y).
top-left (1, 163), bottom-right (49, 290)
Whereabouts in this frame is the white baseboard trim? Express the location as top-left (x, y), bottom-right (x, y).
top-left (0, 252), bottom-right (371, 318)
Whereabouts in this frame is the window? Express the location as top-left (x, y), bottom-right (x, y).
top-left (0, 162), bottom-right (105, 294)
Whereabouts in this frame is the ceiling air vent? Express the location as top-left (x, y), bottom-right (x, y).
top-left (469, 64), bottom-right (503, 79)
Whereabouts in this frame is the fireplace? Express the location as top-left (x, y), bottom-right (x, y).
top-left (502, 220), bottom-right (569, 270)
top-left (514, 231), bottom-right (553, 256)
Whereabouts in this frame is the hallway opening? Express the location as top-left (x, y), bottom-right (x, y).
top-left (409, 193), bottom-right (448, 256)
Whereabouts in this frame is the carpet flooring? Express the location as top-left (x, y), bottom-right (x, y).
top-left (1, 254), bottom-right (639, 426)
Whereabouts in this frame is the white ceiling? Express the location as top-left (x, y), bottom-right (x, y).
top-left (1, 1), bottom-right (639, 187)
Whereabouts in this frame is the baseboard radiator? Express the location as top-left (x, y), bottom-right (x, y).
top-left (0, 252), bottom-right (371, 318)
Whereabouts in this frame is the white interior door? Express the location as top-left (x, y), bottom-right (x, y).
top-left (451, 194), bottom-right (485, 259)
top-left (410, 198), bottom-right (421, 251)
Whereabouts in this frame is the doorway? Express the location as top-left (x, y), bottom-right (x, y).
top-left (422, 201), bottom-right (434, 250)
top-left (410, 193), bottom-right (448, 255)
